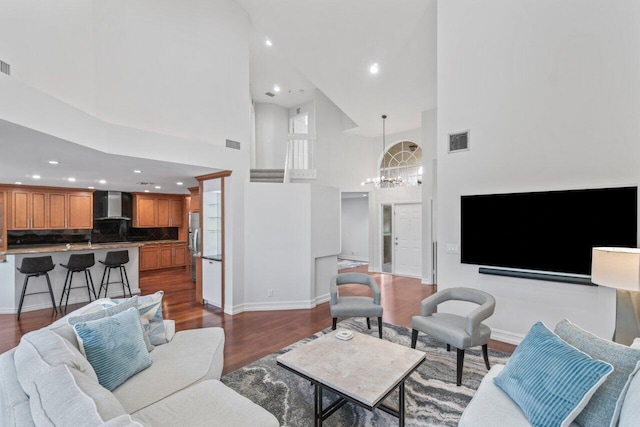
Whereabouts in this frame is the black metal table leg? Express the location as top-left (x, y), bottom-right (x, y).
top-left (314, 382), bottom-right (323, 427)
top-left (399, 382), bottom-right (405, 427)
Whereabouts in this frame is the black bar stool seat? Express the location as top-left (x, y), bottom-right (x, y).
top-left (16, 256), bottom-right (57, 320)
top-left (98, 250), bottom-right (132, 298)
top-left (59, 253), bottom-right (97, 313)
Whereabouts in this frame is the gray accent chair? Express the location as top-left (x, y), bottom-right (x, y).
top-left (330, 273), bottom-right (383, 338)
top-left (411, 287), bottom-right (496, 386)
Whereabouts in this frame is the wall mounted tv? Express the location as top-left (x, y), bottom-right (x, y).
top-left (461, 186), bottom-right (638, 276)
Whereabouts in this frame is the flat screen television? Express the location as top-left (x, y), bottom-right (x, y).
top-left (461, 187), bottom-right (638, 276)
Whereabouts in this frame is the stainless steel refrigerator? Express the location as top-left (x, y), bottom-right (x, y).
top-left (188, 212), bottom-right (200, 282)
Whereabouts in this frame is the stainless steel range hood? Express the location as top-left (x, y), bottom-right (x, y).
top-left (94, 191), bottom-right (132, 220)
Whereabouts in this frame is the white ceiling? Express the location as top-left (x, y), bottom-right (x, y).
top-left (239, 0), bottom-right (437, 137)
top-left (0, 1), bottom-right (437, 190)
top-left (0, 119), bottom-right (216, 194)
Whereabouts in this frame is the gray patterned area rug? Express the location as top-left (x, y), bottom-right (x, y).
top-left (221, 318), bottom-right (510, 426)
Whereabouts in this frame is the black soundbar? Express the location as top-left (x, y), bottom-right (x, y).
top-left (478, 267), bottom-right (595, 286)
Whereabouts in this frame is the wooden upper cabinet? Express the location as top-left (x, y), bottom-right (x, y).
top-left (48, 193), bottom-right (68, 229)
top-left (68, 192), bottom-right (93, 229)
top-left (188, 187), bottom-right (200, 213)
top-left (8, 187), bottom-right (93, 230)
top-left (135, 196), bottom-right (157, 227)
top-left (11, 189), bottom-right (47, 230)
top-left (157, 198), bottom-right (170, 227)
top-left (133, 194), bottom-right (184, 228)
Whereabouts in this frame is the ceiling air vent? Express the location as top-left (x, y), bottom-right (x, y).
top-left (0, 60), bottom-right (10, 76)
top-left (449, 130), bottom-right (469, 153)
top-left (265, 92), bottom-right (275, 97)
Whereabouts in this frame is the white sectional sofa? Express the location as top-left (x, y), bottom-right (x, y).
top-left (460, 320), bottom-right (640, 427)
top-left (0, 299), bottom-right (279, 426)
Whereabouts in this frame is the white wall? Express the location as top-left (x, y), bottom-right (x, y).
top-left (0, 0), bottom-right (96, 114)
top-left (340, 196), bottom-right (369, 261)
top-left (254, 103), bottom-right (289, 169)
top-left (313, 90), bottom-right (378, 191)
top-left (437, 0), bottom-right (640, 342)
top-left (244, 183), bottom-right (340, 309)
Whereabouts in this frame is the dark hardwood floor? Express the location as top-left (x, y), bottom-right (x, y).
top-left (0, 265), bottom-right (515, 375)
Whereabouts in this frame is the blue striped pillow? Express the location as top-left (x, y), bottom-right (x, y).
top-left (494, 322), bottom-right (613, 427)
top-left (73, 307), bottom-right (152, 391)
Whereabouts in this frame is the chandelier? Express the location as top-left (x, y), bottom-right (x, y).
top-left (361, 114), bottom-right (404, 187)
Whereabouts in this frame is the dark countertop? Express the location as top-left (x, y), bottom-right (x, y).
top-left (202, 254), bottom-right (222, 261)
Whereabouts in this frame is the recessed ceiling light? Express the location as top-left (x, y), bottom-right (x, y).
top-left (32, 174), bottom-right (41, 180)
top-left (176, 182), bottom-right (183, 186)
top-left (155, 186), bottom-right (161, 189)
top-left (369, 63), bottom-right (379, 74)
top-left (144, 190), bottom-right (150, 193)
top-left (273, 84), bottom-right (281, 93)
top-left (265, 38), bottom-right (272, 47)
top-left (88, 186), bottom-right (95, 189)
top-left (99, 179), bottom-right (106, 184)
top-left (133, 170), bottom-right (142, 174)
top-left (48, 160), bottom-right (59, 165)
top-left (15, 181), bottom-right (22, 185)
top-left (67, 177), bottom-right (76, 182)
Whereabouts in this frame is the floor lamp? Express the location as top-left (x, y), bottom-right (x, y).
top-left (591, 247), bottom-right (640, 345)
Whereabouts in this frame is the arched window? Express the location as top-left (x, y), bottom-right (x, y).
top-left (380, 141), bottom-right (423, 187)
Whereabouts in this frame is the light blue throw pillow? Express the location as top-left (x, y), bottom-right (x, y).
top-left (494, 322), bottom-right (613, 427)
top-left (115, 291), bottom-right (167, 346)
top-left (69, 296), bottom-right (154, 353)
top-left (555, 319), bottom-right (640, 427)
top-left (73, 307), bottom-right (152, 391)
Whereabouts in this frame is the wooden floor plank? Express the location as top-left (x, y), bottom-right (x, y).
top-left (0, 266), bottom-right (515, 375)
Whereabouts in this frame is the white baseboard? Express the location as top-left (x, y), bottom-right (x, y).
top-left (338, 255), bottom-right (369, 262)
top-left (243, 299), bottom-right (318, 312)
top-left (421, 278), bottom-right (435, 285)
top-left (224, 303), bottom-right (244, 315)
top-left (315, 293), bottom-right (330, 305)
top-left (492, 328), bottom-right (525, 345)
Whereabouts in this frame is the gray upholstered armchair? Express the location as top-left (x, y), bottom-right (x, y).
top-left (411, 287), bottom-right (495, 386)
top-left (330, 273), bottom-right (383, 338)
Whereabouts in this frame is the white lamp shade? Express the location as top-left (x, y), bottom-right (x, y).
top-left (591, 247), bottom-right (640, 291)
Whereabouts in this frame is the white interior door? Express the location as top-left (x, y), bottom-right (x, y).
top-left (394, 203), bottom-right (422, 277)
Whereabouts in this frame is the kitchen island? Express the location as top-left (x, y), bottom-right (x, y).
top-left (0, 242), bottom-right (144, 314)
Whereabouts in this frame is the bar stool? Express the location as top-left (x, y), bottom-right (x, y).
top-left (59, 253), bottom-right (97, 313)
top-left (98, 250), bottom-right (132, 298)
top-left (16, 256), bottom-right (57, 320)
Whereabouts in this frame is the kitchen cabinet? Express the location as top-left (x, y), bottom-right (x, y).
top-left (9, 188), bottom-right (93, 230)
top-left (11, 189), bottom-right (47, 230)
top-left (188, 187), bottom-right (200, 213)
top-left (68, 192), bottom-right (93, 229)
top-left (160, 242), bottom-right (187, 268)
top-left (140, 242), bottom-right (187, 271)
top-left (140, 244), bottom-right (160, 271)
top-left (133, 194), bottom-right (184, 228)
top-left (0, 191), bottom-right (6, 260)
top-left (48, 192), bottom-right (67, 229)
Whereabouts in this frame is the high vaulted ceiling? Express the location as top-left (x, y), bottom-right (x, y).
top-left (238, 0), bottom-right (437, 137)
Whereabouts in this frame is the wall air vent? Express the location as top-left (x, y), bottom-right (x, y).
top-left (449, 130), bottom-right (470, 153)
top-left (265, 92), bottom-right (275, 97)
top-left (226, 139), bottom-right (241, 150)
top-left (0, 60), bottom-right (10, 76)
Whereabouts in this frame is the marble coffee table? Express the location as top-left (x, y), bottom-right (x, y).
top-left (276, 330), bottom-right (426, 426)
